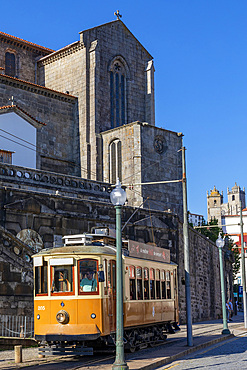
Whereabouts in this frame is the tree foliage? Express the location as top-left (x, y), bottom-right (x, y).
top-left (197, 218), bottom-right (221, 243)
top-left (225, 235), bottom-right (241, 280)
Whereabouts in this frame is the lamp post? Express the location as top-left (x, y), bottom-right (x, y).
top-left (110, 178), bottom-right (128, 370)
top-left (216, 234), bottom-right (230, 335)
top-left (240, 201), bottom-right (247, 328)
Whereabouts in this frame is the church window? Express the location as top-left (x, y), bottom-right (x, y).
top-left (232, 195), bottom-right (235, 201)
top-left (5, 52), bottom-right (16, 77)
top-left (109, 139), bottom-right (122, 183)
top-left (110, 60), bottom-right (126, 128)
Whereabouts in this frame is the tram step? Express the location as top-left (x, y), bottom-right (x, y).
top-left (38, 346), bottom-right (93, 356)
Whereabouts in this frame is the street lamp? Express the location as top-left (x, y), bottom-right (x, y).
top-left (216, 233), bottom-right (230, 334)
top-left (110, 178), bottom-right (129, 370)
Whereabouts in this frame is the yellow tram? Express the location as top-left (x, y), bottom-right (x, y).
top-left (33, 232), bottom-right (179, 355)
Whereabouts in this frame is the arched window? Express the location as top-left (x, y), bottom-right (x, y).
top-left (110, 59), bottom-right (127, 128)
top-left (5, 52), bottom-right (16, 77)
top-left (109, 139), bottom-right (122, 183)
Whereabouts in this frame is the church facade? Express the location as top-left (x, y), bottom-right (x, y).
top-left (0, 19), bottom-right (183, 215)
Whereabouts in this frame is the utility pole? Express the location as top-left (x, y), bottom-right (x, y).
top-left (181, 141), bottom-right (193, 347)
top-left (240, 201), bottom-right (247, 328)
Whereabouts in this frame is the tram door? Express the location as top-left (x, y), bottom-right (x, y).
top-left (173, 270), bottom-right (179, 321)
top-left (108, 260), bottom-right (116, 332)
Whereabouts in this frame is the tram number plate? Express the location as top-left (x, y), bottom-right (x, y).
top-left (38, 306), bottom-right (45, 310)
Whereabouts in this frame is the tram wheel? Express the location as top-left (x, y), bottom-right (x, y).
top-left (125, 330), bottom-right (137, 353)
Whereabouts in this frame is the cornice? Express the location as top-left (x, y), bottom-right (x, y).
top-left (0, 31), bottom-right (53, 55)
top-left (0, 75), bottom-right (77, 103)
top-left (38, 41), bottom-right (85, 66)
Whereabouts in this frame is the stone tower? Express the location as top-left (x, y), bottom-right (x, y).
top-left (226, 183), bottom-right (246, 215)
top-left (207, 183), bottom-right (246, 222)
top-left (207, 186), bottom-right (223, 221)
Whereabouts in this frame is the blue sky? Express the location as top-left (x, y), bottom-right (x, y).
top-left (1, 0), bottom-right (247, 218)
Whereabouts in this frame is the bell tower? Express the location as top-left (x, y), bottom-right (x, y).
top-left (207, 186), bottom-right (223, 222)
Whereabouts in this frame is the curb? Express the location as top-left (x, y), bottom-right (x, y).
top-left (138, 333), bottom-right (235, 370)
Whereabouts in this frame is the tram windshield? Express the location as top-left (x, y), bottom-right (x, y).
top-left (51, 265), bottom-right (73, 294)
top-left (35, 262), bottom-right (48, 295)
top-left (79, 259), bottom-right (98, 294)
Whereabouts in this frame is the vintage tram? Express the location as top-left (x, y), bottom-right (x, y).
top-left (33, 231), bottom-right (179, 355)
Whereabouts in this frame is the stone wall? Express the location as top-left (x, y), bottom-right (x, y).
top-left (101, 122), bottom-right (183, 217)
top-left (0, 75), bottom-right (79, 176)
top-left (141, 124), bottom-right (183, 216)
top-left (178, 225), bottom-right (233, 323)
top-left (0, 32), bottom-right (52, 83)
top-left (37, 20), bottom-right (154, 181)
top-left (0, 226), bottom-right (33, 316)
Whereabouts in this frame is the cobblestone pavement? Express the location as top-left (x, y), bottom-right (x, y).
top-left (0, 313), bottom-right (245, 369)
top-left (158, 332), bottom-right (247, 370)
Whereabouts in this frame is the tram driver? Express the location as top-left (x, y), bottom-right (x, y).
top-left (80, 270), bottom-right (97, 292)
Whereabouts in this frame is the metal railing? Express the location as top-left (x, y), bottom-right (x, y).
top-left (0, 315), bottom-right (34, 338)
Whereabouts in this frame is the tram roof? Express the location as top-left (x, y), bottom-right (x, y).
top-left (32, 244), bottom-right (177, 266)
top-left (33, 244), bottom-right (117, 257)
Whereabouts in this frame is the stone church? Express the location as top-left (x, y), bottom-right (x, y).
top-left (0, 19), bottom-right (183, 215)
top-left (0, 18), bottom-right (233, 323)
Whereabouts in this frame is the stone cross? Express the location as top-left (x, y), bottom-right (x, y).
top-left (114, 10), bottom-right (122, 20)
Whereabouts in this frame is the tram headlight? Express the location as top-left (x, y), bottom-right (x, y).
top-left (37, 314), bottom-right (40, 320)
top-left (56, 310), bottom-right (69, 324)
top-left (91, 313), bottom-right (96, 319)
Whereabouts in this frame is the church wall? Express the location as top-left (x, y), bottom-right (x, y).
top-left (101, 123), bottom-right (143, 206)
top-left (140, 125), bottom-right (183, 216)
top-left (0, 36), bottom-right (51, 83)
top-left (38, 21), bottom-right (154, 180)
top-left (0, 76), bottom-right (80, 176)
top-left (79, 21), bottom-right (153, 131)
top-left (101, 122), bottom-right (183, 216)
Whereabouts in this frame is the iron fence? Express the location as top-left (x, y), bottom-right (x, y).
top-left (0, 315), bottom-right (34, 338)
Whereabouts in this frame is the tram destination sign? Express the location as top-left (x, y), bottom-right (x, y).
top-left (128, 240), bottom-right (170, 263)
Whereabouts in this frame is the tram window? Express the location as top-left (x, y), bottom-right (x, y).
top-left (150, 268), bottom-right (155, 299)
top-left (161, 270), bottom-right (166, 299)
top-left (166, 271), bottom-right (171, 299)
top-left (78, 259), bottom-right (98, 294)
top-left (104, 259), bottom-right (108, 295)
top-left (156, 269), bottom-right (161, 299)
top-left (136, 266), bottom-right (143, 300)
top-left (129, 266), bottom-right (136, 300)
top-left (108, 261), bottom-right (111, 290)
top-left (112, 261), bottom-right (116, 292)
top-left (35, 261), bottom-right (48, 295)
top-left (51, 265), bottom-right (73, 294)
top-left (144, 267), bottom-right (149, 300)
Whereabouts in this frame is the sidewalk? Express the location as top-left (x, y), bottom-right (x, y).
top-left (0, 312), bottom-right (245, 369)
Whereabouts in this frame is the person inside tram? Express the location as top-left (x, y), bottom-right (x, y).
top-left (51, 270), bottom-right (69, 292)
top-left (80, 270), bottom-right (97, 292)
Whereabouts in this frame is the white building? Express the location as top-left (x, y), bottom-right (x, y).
top-left (207, 184), bottom-right (247, 287)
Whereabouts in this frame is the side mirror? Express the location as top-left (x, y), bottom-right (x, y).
top-left (98, 271), bottom-right (105, 282)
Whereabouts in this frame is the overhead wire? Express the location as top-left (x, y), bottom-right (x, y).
top-left (0, 129), bottom-right (108, 181)
top-left (0, 128), bottom-right (181, 188)
top-left (0, 128), bottom-right (36, 147)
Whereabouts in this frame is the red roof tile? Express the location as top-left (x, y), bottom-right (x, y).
top-left (0, 105), bottom-right (46, 126)
top-left (0, 31), bottom-right (54, 52)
